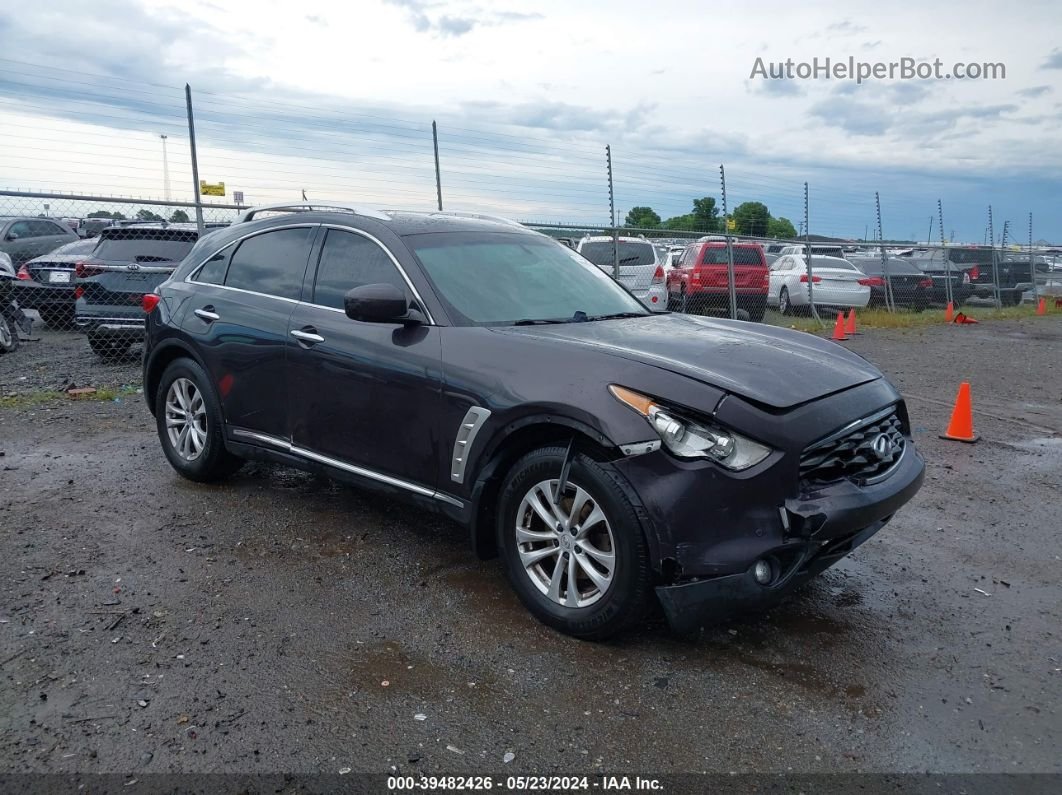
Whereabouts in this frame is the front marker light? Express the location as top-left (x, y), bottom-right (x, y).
top-left (610, 385), bottom-right (771, 471)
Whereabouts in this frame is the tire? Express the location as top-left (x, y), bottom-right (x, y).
top-left (39, 307), bottom-right (74, 330)
top-left (779, 286), bottom-right (792, 316)
top-left (155, 358), bottom-right (244, 483)
top-left (87, 332), bottom-right (132, 361)
top-left (497, 446), bottom-right (652, 640)
top-left (0, 313), bottom-right (18, 354)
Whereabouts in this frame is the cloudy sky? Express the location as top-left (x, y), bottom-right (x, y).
top-left (1, 0), bottom-right (1060, 240)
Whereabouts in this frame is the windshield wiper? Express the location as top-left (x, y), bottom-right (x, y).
top-left (583, 311), bottom-right (649, 321)
top-left (512, 318), bottom-right (568, 325)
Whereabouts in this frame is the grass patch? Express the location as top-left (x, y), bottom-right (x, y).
top-left (0, 383), bottom-right (142, 410)
top-left (765, 303), bottom-right (1050, 333)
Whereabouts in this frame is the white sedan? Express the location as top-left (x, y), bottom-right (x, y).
top-left (768, 255), bottom-right (871, 315)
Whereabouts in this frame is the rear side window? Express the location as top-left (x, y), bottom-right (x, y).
top-left (701, 247), bottom-right (764, 266)
top-left (312, 229), bottom-right (407, 310)
top-left (224, 228), bottom-right (313, 300)
top-left (195, 249), bottom-right (230, 285)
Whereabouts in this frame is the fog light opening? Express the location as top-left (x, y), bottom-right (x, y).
top-left (752, 559), bottom-right (774, 586)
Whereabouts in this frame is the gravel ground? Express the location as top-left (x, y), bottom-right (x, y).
top-left (0, 317), bottom-right (1059, 778)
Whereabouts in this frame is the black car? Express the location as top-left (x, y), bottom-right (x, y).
top-left (76, 225), bottom-right (200, 358)
top-left (142, 204), bottom-right (925, 639)
top-left (848, 256), bottom-right (933, 311)
top-left (14, 236), bottom-right (99, 328)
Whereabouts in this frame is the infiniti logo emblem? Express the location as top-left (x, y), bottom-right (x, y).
top-left (871, 434), bottom-right (893, 460)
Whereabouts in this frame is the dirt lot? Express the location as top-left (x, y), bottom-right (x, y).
top-left (0, 318), bottom-right (1059, 777)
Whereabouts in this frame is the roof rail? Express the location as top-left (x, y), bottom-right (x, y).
top-left (425, 210), bottom-right (524, 228)
top-left (236, 202), bottom-right (391, 223)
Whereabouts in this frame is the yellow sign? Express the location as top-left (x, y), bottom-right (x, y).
top-left (726, 218), bottom-right (736, 232)
top-left (200, 180), bottom-right (225, 197)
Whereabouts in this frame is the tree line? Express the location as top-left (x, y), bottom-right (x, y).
top-left (623, 197), bottom-right (798, 239)
top-left (87, 209), bottom-right (191, 223)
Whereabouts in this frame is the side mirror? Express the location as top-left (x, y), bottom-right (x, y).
top-left (6, 233), bottom-right (18, 241)
top-left (344, 283), bottom-right (419, 324)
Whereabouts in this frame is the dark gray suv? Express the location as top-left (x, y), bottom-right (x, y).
top-left (141, 203), bottom-right (924, 639)
top-left (0, 217), bottom-right (79, 266)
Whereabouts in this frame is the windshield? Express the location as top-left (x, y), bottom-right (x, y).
top-left (701, 246), bottom-right (764, 265)
top-left (578, 240), bottom-right (656, 268)
top-left (94, 235), bottom-right (197, 263)
top-left (406, 232), bottom-right (648, 326)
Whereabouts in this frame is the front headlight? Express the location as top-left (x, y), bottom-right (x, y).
top-left (609, 385), bottom-right (771, 471)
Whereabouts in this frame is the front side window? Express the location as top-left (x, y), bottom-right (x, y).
top-left (312, 229), bottom-right (407, 310)
top-left (9, 221), bottom-right (33, 238)
top-left (407, 231), bottom-right (647, 326)
top-left (224, 227), bottom-right (313, 300)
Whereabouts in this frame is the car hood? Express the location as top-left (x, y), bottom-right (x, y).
top-left (496, 314), bottom-right (882, 409)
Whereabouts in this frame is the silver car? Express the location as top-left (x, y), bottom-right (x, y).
top-left (576, 235), bottom-right (668, 311)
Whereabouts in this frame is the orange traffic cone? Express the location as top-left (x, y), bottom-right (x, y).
top-left (844, 309), bottom-right (859, 335)
top-left (1036, 297), bottom-right (1046, 315)
top-left (944, 302), bottom-right (954, 323)
top-left (953, 312), bottom-right (979, 324)
top-left (940, 382), bottom-right (979, 443)
top-left (831, 311), bottom-right (848, 341)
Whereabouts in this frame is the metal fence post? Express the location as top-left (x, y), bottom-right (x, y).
top-left (432, 121), bottom-right (443, 211)
top-left (720, 165), bottom-right (737, 320)
top-left (606, 145), bottom-right (618, 281)
top-left (938, 199), bottom-right (951, 307)
top-left (1029, 212), bottom-right (1037, 305)
top-left (804, 182), bottom-right (821, 323)
top-left (185, 84), bottom-right (205, 235)
top-left (875, 192), bottom-right (894, 312)
top-left (987, 206), bottom-right (1000, 308)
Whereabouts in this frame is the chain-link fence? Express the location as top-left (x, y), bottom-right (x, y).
top-left (2, 60), bottom-right (1061, 383)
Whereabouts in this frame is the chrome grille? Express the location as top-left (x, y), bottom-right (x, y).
top-left (800, 409), bottom-right (905, 485)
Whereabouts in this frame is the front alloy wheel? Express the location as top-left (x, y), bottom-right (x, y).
top-left (516, 480), bottom-right (616, 608)
top-left (498, 446), bottom-right (651, 640)
top-left (165, 377), bottom-right (207, 461)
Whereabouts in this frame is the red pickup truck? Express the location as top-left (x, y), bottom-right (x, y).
top-left (666, 241), bottom-right (770, 321)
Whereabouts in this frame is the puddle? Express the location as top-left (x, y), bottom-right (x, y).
top-left (341, 639), bottom-right (497, 702)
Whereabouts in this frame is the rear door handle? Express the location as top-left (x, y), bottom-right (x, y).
top-left (291, 328), bottom-right (325, 344)
top-left (194, 306), bottom-right (219, 322)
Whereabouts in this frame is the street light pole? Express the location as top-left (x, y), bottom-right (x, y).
top-left (160, 134), bottom-right (171, 201)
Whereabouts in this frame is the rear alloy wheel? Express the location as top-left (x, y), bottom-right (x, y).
top-left (155, 358), bottom-right (243, 482)
top-left (779, 286), bottom-right (792, 316)
top-left (499, 446), bottom-right (651, 639)
top-left (0, 314), bottom-right (18, 354)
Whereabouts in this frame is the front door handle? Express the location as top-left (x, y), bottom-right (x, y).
top-left (290, 328), bottom-right (325, 344)
top-left (194, 306), bottom-right (220, 322)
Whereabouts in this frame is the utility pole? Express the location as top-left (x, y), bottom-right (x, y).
top-left (927, 215), bottom-right (933, 245)
top-left (1029, 213), bottom-right (1037, 305)
top-left (160, 134), bottom-right (171, 201)
top-left (185, 85), bottom-right (204, 234)
top-left (804, 182), bottom-right (820, 323)
top-left (431, 121), bottom-right (443, 211)
top-left (987, 206), bottom-right (999, 307)
top-left (606, 145), bottom-right (618, 280)
top-left (938, 199), bottom-right (951, 306)
top-left (720, 164), bottom-right (737, 319)
top-left (875, 192), bottom-right (894, 312)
